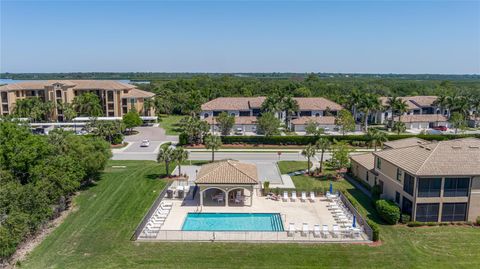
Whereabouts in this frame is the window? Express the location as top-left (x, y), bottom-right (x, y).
top-left (130, 98), bottom-right (136, 106)
top-left (213, 111), bottom-right (221, 117)
top-left (396, 168), bottom-right (402, 181)
top-left (403, 173), bottom-right (415, 196)
top-left (402, 197), bottom-right (412, 215)
top-left (300, 111), bottom-right (312, 117)
top-left (417, 178), bottom-right (441, 197)
top-left (315, 113), bottom-right (320, 117)
top-left (203, 113), bottom-right (209, 118)
top-left (376, 158), bottom-right (381, 169)
top-left (252, 109), bottom-right (261, 116)
top-left (230, 113), bottom-right (236, 116)
top-left (366, 171), bottom-right (369, 182)
top-left (395, 192), bottom-right (401, 204)
top-left (441, 203), bottom-right (467, 222)
top-left (416, 203), bottom-right (439, 222)
top-left (444, 178), bottom-right (469, 197)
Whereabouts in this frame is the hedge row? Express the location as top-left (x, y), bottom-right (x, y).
top-left (375, 199), bottom-right (401, 225)
top-left (220, 134), bottom-right (480, 145)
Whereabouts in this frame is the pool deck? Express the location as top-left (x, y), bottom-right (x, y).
top-left (138, 189), bottom-right (370, 243)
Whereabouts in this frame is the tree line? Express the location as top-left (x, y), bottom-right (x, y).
top-left (0, 120), bottom-right (112, 260)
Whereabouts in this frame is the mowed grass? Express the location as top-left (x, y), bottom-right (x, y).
top-left (22, 161), bottom-right (480, 268)
top-left (158, 115), bottom-right (186, 135)
top-left (277, 161), bottom-right (310, 174)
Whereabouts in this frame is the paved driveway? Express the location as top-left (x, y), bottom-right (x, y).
top-left (124, 126), bottom-right (178, 143)
top-left (122, 141), bottom-right (163, 153)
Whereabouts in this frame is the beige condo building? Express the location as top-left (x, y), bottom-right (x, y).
top-left (350, 137), bottom-right (480, 222)
top-left (0, 80), bottom-right (155, 121)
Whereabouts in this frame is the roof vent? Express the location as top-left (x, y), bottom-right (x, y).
top-left (451, 146), bottom-right (462, 149)
top-left (469, 146), bottom-right (479, 149)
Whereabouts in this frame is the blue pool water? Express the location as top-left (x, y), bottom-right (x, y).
top-left (182, 213), bottom-right (284, 231)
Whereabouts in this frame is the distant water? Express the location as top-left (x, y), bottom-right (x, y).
top-left (0, 79), bottom-right (149, 85)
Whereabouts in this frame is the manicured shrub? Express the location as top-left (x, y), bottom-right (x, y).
top-left (476, 216), bottom-right (480, 226)
top-left (375, 199), bottom-right (401, 225)
top-left (111, 133), bottom-right (124, 145)
top-left (178, 132), bottom-right (189, 145)
top-left (400, 214), bottom-right (411, 224)
top-left (407, 221), bottom-right (423, 227)
top-left (366, 219), bottom-right (380, 241)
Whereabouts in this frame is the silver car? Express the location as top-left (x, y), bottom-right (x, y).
top-left (140, 139), bottom-right (150, 147)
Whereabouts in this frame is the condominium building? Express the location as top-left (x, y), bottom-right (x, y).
top-left (0, 80), bottom-right (155, 120)
top-left (200, 97), bottom-right (344, 134)
top-left (351, 137), bottom-right (480, 222)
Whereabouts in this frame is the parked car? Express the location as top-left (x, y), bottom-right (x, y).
top-left (432, 126), bottom-right (448, 131)
top-left (140, 139), bottom-right (150, 147)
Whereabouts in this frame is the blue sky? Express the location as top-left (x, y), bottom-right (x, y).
top-left (1, 0), bottom-right (479, 74)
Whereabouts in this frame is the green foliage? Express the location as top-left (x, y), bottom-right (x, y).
top-left (330, 140), bottom-right (351, 169)
top-left (476, 216), bottom-right (480, 226)
top-left (263, 181), bottom-right (270, 194)
top-left (392, 121), bottom-right (407, 134)
top-left (366, 219), bottom-right (380, 241)
top-left (0, 121), bottom-right (111, 259)
top-left (72, 92), bottom-right (103, 117)
top-left (449, 112), bottom-right (467, 134)
top-left (179, 116), bottom-right (209, 145)
top-left (87, 120), bottom-right (125, 144)
top-left (371, 184), bottom-right (382, 200)
top-left (173, 147), bottom-right (189, 176)
top-left (335, 109), bottom-right (355, 135)
top-left (156, 147), bottom-right (175, 176)
top-left (304, 120), bottom-right (319, 136)
top-left (375, 199), bottom-right (401, 225)
top-left (122, 108), bottom-right (143, 133)
top-left (13, 97), bottom-right (55, 122)
top-left (400, 214), bottom-right (411, 224)
top-left (301, 144), bottom-right (316, 173)
top-left (366, 128), bottom-right (388, 151)
top-left (257, 112), bottom-right (281, 136)
top-left (217, 112), bottom-right (235, 135)
top-left (204, 135), bottom-right (222, 162)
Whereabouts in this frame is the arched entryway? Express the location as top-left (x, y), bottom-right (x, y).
top-left (227, 188), bottom-right (253, 206)
top-left (200, 187), bottom-right (226, 206)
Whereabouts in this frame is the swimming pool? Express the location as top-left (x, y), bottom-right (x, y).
top-left (182, 213), bottom-right (284, 231)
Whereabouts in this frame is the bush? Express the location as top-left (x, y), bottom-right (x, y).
top-left (375, 199), bottom-right (400, 225)
top-left (366, 219), bottom-right (380, 241)
top-left (476, 216), bottom-right (480, 226)
top-left (111, 133), bottom-right (124, 145)
top-left (178, 132), bottom-right (189, 145)
top-left (400, 214), bottom-right (411, 224)
top-left (371, 185), bottom-right (382, 201)
top-left (407, 221), bottom-right (439, 227)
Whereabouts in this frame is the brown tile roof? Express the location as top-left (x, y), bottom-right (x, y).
top-left (294, 97), bottom-right (343, 111)
top-left (121, 88), bottom-right (155, 98)
top-left (350, 153), bottom-right (375, 171)
top-left (195, 160), bottom-right (258, 184)
top-left (291, 116), bottom-right (336, 125)
top-left (373, 138), bottom-right (480, 176)
top-left (203, 116), bottom-right (257, 125)
top-left (399, 114), bottom-right (448, 123)
top-left (383, 137), bottom-right (429, 149)
top-left (0, 80), bottom-right (136, 91)
top-left (200, 97), bottom-right (342, 111)
top-left (380, 96), bottom-right (438, 110)
top-left (200, 97), bottom-right (265, 111)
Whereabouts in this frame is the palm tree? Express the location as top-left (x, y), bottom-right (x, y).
top-left (143, 98), bottom-right (155, 116)
top-left (157, 147), bottom-right (175, 176)
top-left (387, 96), bottom-right (408, 123)
top-left (358, 94), bottom-right (382, 131)
top-left (434, 94), bottom-right (449, 116)
top-left (366, 129), bottom-right (388, 151)
top-left (392, 121), bottom-right (406, 135)
top-left (173, 147), bottom-right (189, 176)
top-left (73, 92), bottom-right (103, 117)
top-left (204, 135), bottom-right (222, 162)
top-left (315, 137), bottom-right (331, 173)
top-left (301, 144), bottom-right (316, 174)
top-left (261, 95), bottom-right (281, 114)
top-left (347, 89), bottom-right (363, 122)
top-left (281, 96), bottom-right (299, 128)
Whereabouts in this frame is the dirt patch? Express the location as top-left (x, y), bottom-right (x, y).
top-left (110, 142), bottom-right (129, 149)
top-left (4, 200), bottom-right (78, 269)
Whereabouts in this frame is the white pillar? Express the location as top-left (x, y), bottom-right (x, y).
top-left (200, 189), bottom-right (204, 206)
top-left (224, 190), bottom-right (228, 207)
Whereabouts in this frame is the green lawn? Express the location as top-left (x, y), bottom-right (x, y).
top-left (158, 115), bottom-right (185, 135)
top-left (277, 161), bottom-right (310, 174)
top-left (22, 160), bottom-right (480, 268)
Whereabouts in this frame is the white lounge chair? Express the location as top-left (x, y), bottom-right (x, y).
top-left (301, 192), bottom-right (307, 202)
top-left (309, 192), bottom-right (316, 202)
top-left (288, 223), bottom-right (296, 236)
top-left (302, 223), bottom-right (309, 236)
top-left (313, 224), bottom-right (321, 237)
top-left (321, 224), bottom-right (329, 238)
top-left (332, 224), bottom-right (340, 238)
top-left (161, 201), bottom-right (173, 207)
top-left (291, 191), bottom-right (297, 202)
top-left (282, 191), bottom-right (289, 202)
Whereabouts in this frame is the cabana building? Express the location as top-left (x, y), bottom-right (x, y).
top-left (195, 160), bottom-right (259, 207)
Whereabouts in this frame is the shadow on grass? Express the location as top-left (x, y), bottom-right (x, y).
top-left (145, 173), bottom-right (168, 180)
top-left (346, 188), bottom-right (385, 224)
